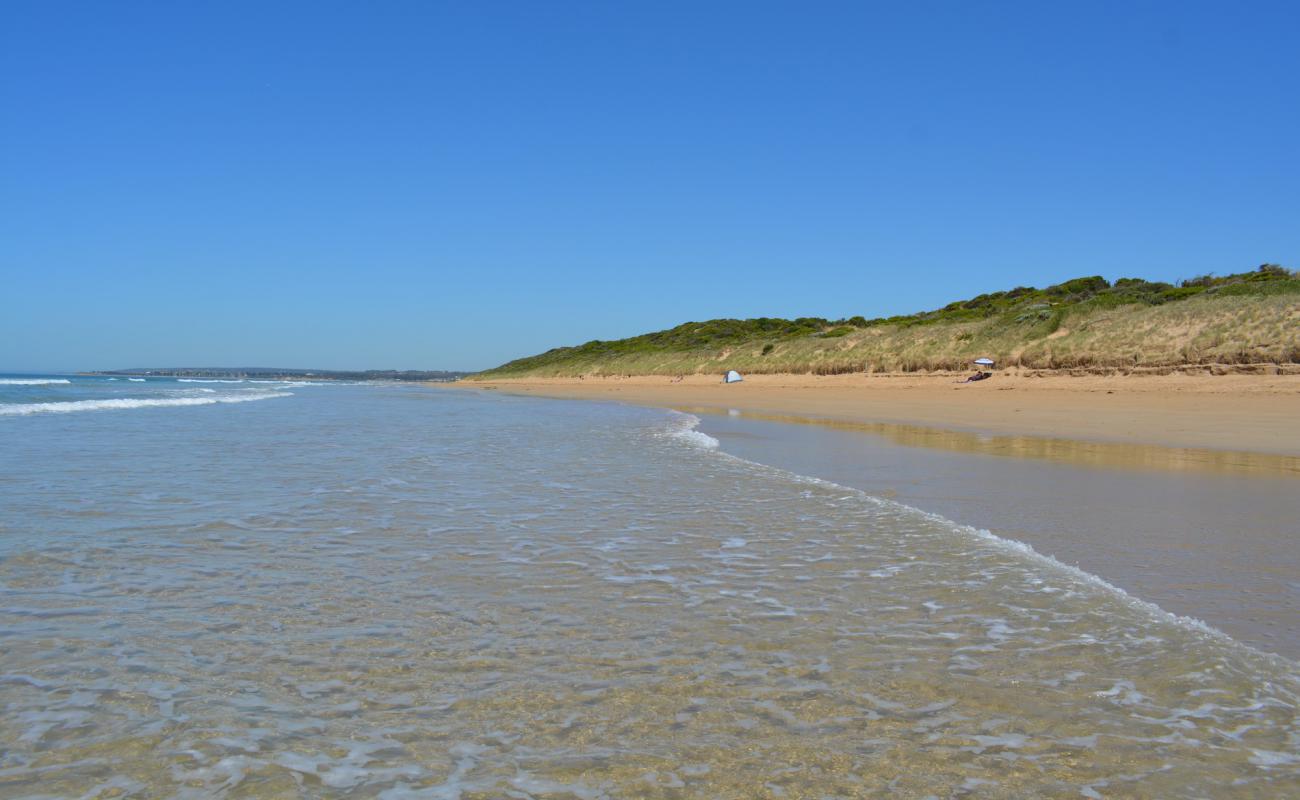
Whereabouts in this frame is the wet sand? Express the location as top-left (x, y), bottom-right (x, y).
top-left (696, 408), bottom-right (1299, 658)
top-left (461, 372), bottom-right (1300, 458)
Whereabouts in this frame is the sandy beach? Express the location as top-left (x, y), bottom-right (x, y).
top-left (449, 373), bottom-right (1300, 655)
top-left (457, 372), bottom-right (1300, 459)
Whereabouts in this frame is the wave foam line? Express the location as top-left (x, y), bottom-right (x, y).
top-left (666, 412), bottom-right (1297, 668)
top-left (178, 378), bottom-right (245, 383)
top-left (662, 413), bottom-right (720, 449)
top-left (0, 393), bottom-right (291, 416)
top-left (0, 378), bottom-right (71, 385)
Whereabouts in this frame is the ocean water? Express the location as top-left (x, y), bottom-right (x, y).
top-left (0, 374), bottom-right (306, 417)
top-left (0, 378), bottom-right (1297, 798)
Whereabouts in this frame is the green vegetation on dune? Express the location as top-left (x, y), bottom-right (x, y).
top-left (477, 265), bottom-right (1300, 378)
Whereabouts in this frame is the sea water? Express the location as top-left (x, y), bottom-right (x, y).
top-left (0, 379), bottom-right (1296, 797)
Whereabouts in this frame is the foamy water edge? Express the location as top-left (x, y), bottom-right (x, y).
top-left (664, 412), bottom-right (1298, 671)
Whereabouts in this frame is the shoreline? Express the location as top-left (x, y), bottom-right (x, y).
top-left (689, 410), bottom-right (1300, 658)
top-left (437, 375), bottom-right (1300, 656)
top-left (448, 372), bottom-right (1300, 463)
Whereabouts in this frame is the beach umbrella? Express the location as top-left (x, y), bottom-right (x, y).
top-left (973, 357), bottom-right (995, 367)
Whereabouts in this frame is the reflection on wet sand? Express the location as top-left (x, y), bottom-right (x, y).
top-left (690, 407), bottom-right (1300, 657)
top-left (679, 407), bottom-right (1300, 479)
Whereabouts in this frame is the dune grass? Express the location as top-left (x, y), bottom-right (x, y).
top-left (476, 266), bottom-right (1300, 378)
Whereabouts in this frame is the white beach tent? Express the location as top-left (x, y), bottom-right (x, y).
top-left (724, 370), bottom-right (744, 384)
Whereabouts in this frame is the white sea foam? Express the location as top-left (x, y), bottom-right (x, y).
top-left (178, 379), bottom-right (245, 383)
top-left (958, 521), bottom-right (1237, 641)
top-left (0, 378), bottom-right (70, 385)
top-left (128, 378), bottom-right (146, 382)
top-left (661, 413), bottom-right (720, 449)
top-left (0, 393), bottom-right (291, 416)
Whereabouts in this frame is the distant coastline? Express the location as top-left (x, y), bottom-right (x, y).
top-left (87, 367), bottom-right (473, 382)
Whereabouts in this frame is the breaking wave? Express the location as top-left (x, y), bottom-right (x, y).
top-left (661, 412), bottom-right (720, 449)
top-left (0, 392), bottom-right (292, 416)
top-left (0, 378), bottom-right (70, 385)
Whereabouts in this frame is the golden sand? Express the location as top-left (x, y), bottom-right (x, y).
top-left (452, 372), bottom-right (1300, 458)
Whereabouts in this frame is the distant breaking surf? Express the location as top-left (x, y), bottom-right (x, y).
top-left (0, 378), bottom-right (71, 385)
top-left (0, 393), bottom-right (292, 416)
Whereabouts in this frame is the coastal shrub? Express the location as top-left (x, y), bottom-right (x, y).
top-left (1180, 264), bottom-right (1295, 290)
top-left (1252, 263), bottom-right (1291, 279)
top-left (1045, 276), bottom-right (1109, 297)
top-left (1015, 308), bottom-right (1053, 323)
top-left (960, 291), bottom-right (1007, 310)
top-left (1155, 286), bottom-right (1205, 303)
top-left (1211, 278), bottom-right (1300, 298)
top-left (476, 264), bottom-right (1297, 378)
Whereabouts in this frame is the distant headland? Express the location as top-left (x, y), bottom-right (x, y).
top-left (87, 367), bottom-right (473, 382)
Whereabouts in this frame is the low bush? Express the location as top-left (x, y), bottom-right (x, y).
top-left (820, 326), bottom-right (854, 338)
top-left (478, 263), bottom-right (1297, 377)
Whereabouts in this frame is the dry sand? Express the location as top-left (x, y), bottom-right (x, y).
top-left (454, 372), bottom-right (1300, 458)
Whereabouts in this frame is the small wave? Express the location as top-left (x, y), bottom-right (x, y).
top-left (178, 379), bottom-right (245, 383)
top-left (958, 522), bottom-right (1228, 639)
top-left (0, 393), bottom-right (291, 416)
top-left (661, 413), bottom-right (720, 449)
top-left (128, 378), bottom-right (146, 382)
top-left (0, 378), bottom-right (71, 385)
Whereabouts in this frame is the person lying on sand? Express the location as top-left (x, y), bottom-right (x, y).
top-left (957, 371), bottom-right (992, 383)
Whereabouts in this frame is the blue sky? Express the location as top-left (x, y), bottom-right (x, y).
top-left (3, 1), bottom-right (1296, 372)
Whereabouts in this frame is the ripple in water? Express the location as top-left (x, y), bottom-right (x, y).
top-left (0, 386), bottom-right (1296, 797)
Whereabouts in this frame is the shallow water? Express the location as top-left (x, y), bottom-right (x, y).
top-left (1, 383), bottom-right (1297, 797)
top-left (693, 408), bottom-right (1300, 660)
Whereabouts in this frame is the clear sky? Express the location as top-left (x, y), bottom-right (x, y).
top-left (3, 1), bottom-right (1297, 372)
